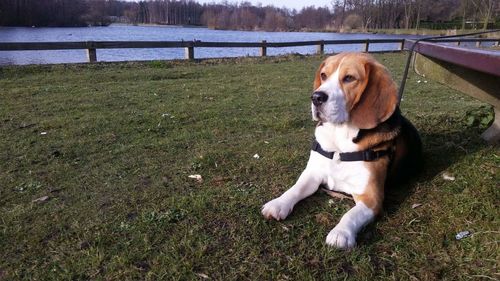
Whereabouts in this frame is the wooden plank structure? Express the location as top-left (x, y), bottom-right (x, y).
top-left (0, 38), bottom-right (409, 62)
top-left (408, 40), bottom-right (500, 143)
top-left (0, 38), bottom-right (497, 62)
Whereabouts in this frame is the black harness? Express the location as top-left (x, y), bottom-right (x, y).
top-left (311, 139), bottom-right (392, 162)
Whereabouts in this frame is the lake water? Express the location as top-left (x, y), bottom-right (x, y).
top-left (0, 25), bottom-right (421, 65)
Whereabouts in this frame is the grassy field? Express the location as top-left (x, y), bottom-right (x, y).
top-left (0, 53), bottom-right (498, 280)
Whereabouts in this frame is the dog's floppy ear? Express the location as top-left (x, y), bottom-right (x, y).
top-left (350, 61), bottom-right (398, 129)
top-left (313, 61), bottom-right (325, 91)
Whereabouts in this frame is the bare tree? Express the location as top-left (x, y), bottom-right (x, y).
top-left (481, 0), bottom-right (494, 29)
top-left (1, 0), bottom-right (497, 30)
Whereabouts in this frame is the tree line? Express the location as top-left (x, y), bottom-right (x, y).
top-left (331, 0), bottom-right (497, 30)
top-left (0, 0), bottom-right (498, 30)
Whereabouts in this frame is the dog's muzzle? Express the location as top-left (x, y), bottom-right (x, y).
top-left (311, 91), bottom-right (328, 106)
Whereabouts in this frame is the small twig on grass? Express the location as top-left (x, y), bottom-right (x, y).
top-left (471, 231), bottom-right (500, 236)
top-left (468, 274), bottom-right (497, 280)
top-left (401, 268), bottom-right (419, 281)
top-left (404, 231), bottom-right (432, 237)
top-left (321, 188), bottom-right (354, 201)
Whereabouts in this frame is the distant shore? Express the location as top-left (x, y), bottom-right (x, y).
top-left (3, 23), bottom-right (499, 38)
top-left (356, 28), bottom-right (500, 38)
top-left (125, 23), bottom-right (500, 37)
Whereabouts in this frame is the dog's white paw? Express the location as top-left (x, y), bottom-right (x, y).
top-left (326, 227), bottom-right (356, 249)
top-left (261, 198), bottom-right (293, 221)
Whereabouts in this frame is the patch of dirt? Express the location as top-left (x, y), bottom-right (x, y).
top-left (136, 176), bottom-right (152, 189)
top-left (315, 212), bottom-right (333, 226)
top-left (134, 261), bottom-right (150, 272)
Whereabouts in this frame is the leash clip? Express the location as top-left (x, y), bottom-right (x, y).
top-left (363, 150), bottom-right (377, 161)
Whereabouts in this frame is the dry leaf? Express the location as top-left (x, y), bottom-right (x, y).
top-left (188, 174), bottom-right (203, 183)
top-left (32, 196), bottom-right (49, 203)
top-left (442, 173), bottom-right (455, 181)
top-left (195, 273), bottom-right (210, 279)
top-left (211, 176), bottom-right (231, 185)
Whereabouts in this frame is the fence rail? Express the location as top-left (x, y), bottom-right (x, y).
top-left (0, 38), bottom-right (498, 63)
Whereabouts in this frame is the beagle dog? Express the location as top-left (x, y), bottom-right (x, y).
top-left (262, 52), bottom-right (422, 249)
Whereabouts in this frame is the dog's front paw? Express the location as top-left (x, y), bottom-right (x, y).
top-left (326, 227), bottom-right (356, 249)
top-left (261, 198), bottom-right (293, 221)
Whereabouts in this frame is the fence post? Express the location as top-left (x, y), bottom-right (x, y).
top-left (399, 39), bottom-right (405, 51)
top-left (456, 40), bottom-right (461, 46)
top-left (476, 41), bottom-right (481, 48)
top-left (87, 48), bottom-right (97, 63)
top-left (260, 40), bottom-right (267, 57)
top-left (185, 42), bottom-right (194, 60)
top-left (317, 40), bottom-right (324, 55)
top-left (363, 40), bottom-right (369, 53)
top-left (86, 41), bottom-right (96, 63)
top-left (495, 40), bottom-right (500, 47)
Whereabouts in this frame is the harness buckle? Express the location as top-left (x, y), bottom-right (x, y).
top-left (363, 150), bottom-right (377, 161)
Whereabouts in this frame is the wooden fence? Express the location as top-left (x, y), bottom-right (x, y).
top-left (0, 38), bottom-right (498, 63)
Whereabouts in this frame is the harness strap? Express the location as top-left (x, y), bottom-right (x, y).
top-left (339, 149), bottom-right (391, 162)
top-left (311, 139), bottom-right (392, 162)
top-left (311, 139), bottom-right (335, 159)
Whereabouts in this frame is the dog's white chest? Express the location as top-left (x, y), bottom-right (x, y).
top-left (309, 153), bottom-right (370, 195)
top-left (309, 123), bottom-right (371, 195)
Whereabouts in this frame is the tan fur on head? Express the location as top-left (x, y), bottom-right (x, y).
top-left (349, 57), bottom-right (398, 129)
top-left (313, 61), bottom-right (325, 91)
top-left (313, 53), bottom-right (398, 129)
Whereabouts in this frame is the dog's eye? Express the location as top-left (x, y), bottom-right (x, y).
top-left (343, 75), bottom-right (355, 83)
top-left (320, 73), bottom-right (327, 81)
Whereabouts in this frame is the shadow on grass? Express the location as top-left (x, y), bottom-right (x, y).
top-left (384, 128), bottom-right (489, 215)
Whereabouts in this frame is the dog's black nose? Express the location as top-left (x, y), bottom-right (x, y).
top-left (311, 91), bottom-right (328, 106)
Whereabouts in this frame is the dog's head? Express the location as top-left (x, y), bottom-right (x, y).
top-left (311, 53), bottom-right (398, 129)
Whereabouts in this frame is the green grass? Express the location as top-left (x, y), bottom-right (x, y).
top-left (0, 53), bottom-right (498, 280)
